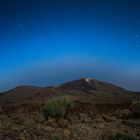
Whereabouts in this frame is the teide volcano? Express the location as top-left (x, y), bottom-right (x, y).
top-left (0, 77), bottom-right (140, 140)
top-left (57, 77), bottom-right (127, 93)
top-left (57, 78), bottom-right (97, 91)
top-left (0, 77), bottom-right (139, 105)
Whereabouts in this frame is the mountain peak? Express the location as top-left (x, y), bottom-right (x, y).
top-left (80, 77), bottom-right (95, 83)
top-left (84, 78), bottom-right (92, 83)
top-left (57, 77), bottom-right (130, 94)
top-left (57, 77), bottom-right (96, 91)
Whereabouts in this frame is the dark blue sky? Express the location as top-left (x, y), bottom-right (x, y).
top-left (0, 0), bottom-right (140, 92)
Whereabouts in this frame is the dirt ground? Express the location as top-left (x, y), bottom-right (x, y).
top-left (0, 101), bottom-right (140, 140)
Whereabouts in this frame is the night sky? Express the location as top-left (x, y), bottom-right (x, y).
top-left (0, 0), bottom-right (140, 92)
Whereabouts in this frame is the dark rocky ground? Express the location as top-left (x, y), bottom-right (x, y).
top-left (0, 78), bottom-right (140, 140)
top-left (0, 97), bottom-right (140, 140)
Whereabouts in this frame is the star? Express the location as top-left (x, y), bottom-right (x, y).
top-left (18, 23), bottom-right (25, 33)
top-left (108, 1), bottom-right (113, 6)
top-left (16, 14), bottom-right (20, 19)
top-left (19, 23), bottom-right (23, 27)
top-left (87, 0), bottom-right (91, 4)
top-left (136, 34), bottom-right (139, 39)
top-left (136, 17), bottom-right (140, 20)
top-left (109, 2), bottom-right (113, 6)
top-left (59, 41), bottom-right (64, 45)
top-left (128, 28), bottom-right (133, 31)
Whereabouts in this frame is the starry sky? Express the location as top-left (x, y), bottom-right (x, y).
top-left (0, 0), bottom-right (140, 92)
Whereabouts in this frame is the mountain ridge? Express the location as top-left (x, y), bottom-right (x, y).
top-left (0, 77), bottom-right (139, 105)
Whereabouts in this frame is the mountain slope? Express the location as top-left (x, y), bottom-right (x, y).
top-left (57, 77), bottom-right (127, 93)
top-left (0, 86), bottom-right (61, 105)
top-left (57, 77), bottom-right (140, 104)
top-left (0, 77), bottom-right (140, 105)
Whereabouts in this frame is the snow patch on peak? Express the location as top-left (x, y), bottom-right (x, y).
top-left (85, 78), bottom-right (92, 83)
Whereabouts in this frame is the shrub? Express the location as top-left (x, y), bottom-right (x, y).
top-left (44, 96), bottom-right (74, 117)
top-left (112, 133), bottom-right (137, 140)
top-left (131, 101), bottom-right (140, 116)
top-left (51, 135), bottom-right (63, 140)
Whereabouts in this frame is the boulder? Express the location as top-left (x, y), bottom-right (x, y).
top-left (57, 118), bottom-right (69, 128)
top-left (64, 129), bottom-right (71, 139)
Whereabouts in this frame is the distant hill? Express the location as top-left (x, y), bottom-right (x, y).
top-left (0, 77), bottom-right (140, 105)
top-left (0, 86), bottom-right (62, 105)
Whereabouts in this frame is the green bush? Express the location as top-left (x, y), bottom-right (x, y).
top-left (44, 96), bottom-right (74, 117)
top-left (131, 101), bottom-right (140, 116)
top-left (112, 133), bottom-right (137, 140)
top-left (51, 135), bottom-right (63, 140)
